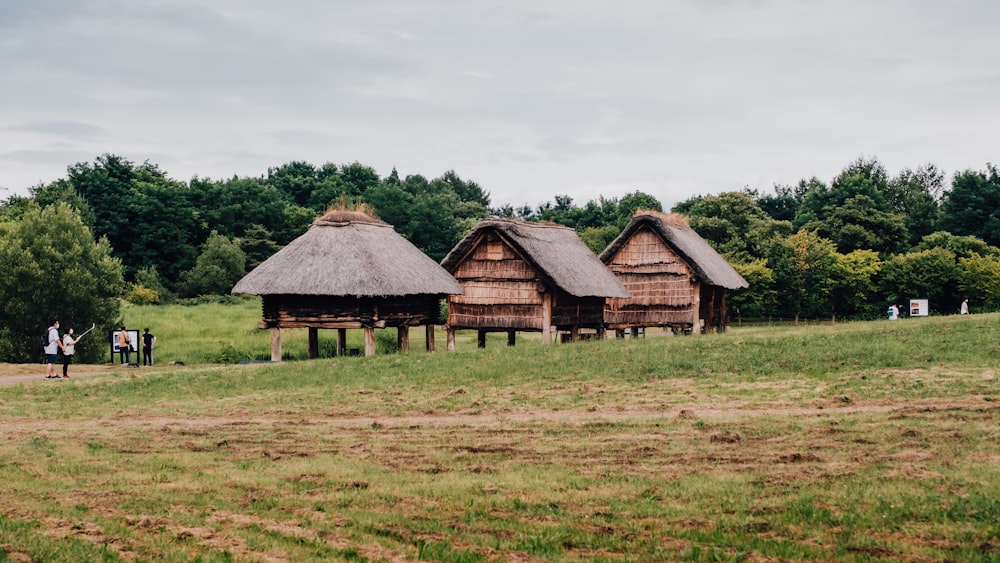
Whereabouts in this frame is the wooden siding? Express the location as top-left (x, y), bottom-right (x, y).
top-left (447, 233), bottom-right (548, 330)
top-left (604, 228), bottom-right (699, 328)
top-left (261, 295), bottom-right (444, 329)
top-left (551, 295), bottom-right (606, 328)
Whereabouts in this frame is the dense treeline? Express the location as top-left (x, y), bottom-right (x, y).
top-left (2, 153), bottom-right (999, 360)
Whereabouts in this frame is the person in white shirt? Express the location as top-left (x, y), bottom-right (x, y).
top-left (61, 328), bottom-right (82, 378)
top-left (44, 321), bottom-right (63, 379)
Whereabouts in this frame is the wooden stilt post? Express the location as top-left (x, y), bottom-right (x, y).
top-left (425, 325), bottom-right (435, 352)
top-left (446, 327), bottom-right (456, 351)
top-left (541, 292), bottom-right (552, 345)
top-left (507, 330), bottom-right (516, 347)
top-left (398, 326), bottom-right (409, 352)
top-left (597, 326), bottom-right (606, 340)
top-left (308, 327), bottom-right (318, 359)
top-left (692, 281), bottom-right (702, 335)
top-left (270, 327), bottom-right (282, 362)
top-left (337, 328), bottom-right (347, 356)
top-left (570, 326), bottom-right (580, 342)
top-left (477, 330), bottom-right (487, 349)
top-left (364, 327), bottom-right (376, 356)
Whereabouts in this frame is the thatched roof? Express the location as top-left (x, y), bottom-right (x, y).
top-left (232, 211), bottom-right (463, 297)
top-left (599, 211), bottom-right (749, 290)
top-left (441, 218), bottom-right (629, 298)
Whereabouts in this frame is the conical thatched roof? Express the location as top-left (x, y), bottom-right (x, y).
top-left (232, 210), bottom-right (463, 297)
top-left (599, 211), bottom-right (748, 290)
top-left (441, 218), bottom-right (629, 298)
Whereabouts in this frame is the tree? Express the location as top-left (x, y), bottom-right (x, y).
top-left (674, 191), bottom-right (791, 263)
top-left (59, 154), bottom-right (203, 285)
top-left (239, 224), bottom-right (281, 271)
top-left (0, 203), bottom-right (124, 362)
top-left (177, 232), bottom-right (247, 297)
top-left (729, 259), bottom-right (777, 319)
top-left (769, 230), bottom-right (838, 321)
top-left (578, 225), bottom-right (621, 254)
top-left (878, 248), bottom-right (960, 314)
top-left (913, 231), bottom-right (999, 260)
top-left (958, 254), bottom-right (1000, 310)
top-left (828, 249), bottom-right (881, 321)
top-left (615, 191), bottom-right (662, 227)
top-left (887, 164), bottom-right (943, 245)
top-left (800, 194), bottom-right (908, 256)
top-left (938, 164), bottom-right (1000, 247)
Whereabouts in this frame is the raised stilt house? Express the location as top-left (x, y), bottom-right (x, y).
top-left (231, 210), bottom-right (463, 360)
top-left (599, 211), bottom-right (748, 334)
top-left (440, 218), bottom-right (629, 348)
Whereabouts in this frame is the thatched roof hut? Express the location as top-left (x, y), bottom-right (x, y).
top-left (232, 210), bottom-right (463, 359)
top-left (599, 211), bottom-right (748, 334)
top-left (440, 218), bottom-right (628, 348)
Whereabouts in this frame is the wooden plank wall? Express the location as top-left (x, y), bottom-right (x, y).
top-left (261, 295), bottom-right (443, 329)
top-left (604, 228), bottom-right (698, 327)
top-left (448, 234), bottom-right (546, 330)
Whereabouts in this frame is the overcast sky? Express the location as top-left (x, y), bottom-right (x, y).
top-left (1, 1), bottom-right (998, 209)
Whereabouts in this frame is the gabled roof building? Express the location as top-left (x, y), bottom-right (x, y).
top-left (599, 211), bottom-right (748, 334)
top-left (440, 218), bottom-right (628, 348)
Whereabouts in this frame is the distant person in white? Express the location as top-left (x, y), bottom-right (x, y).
top-left (960, 299), bottom-right (969, 315)
top-left (887, 304), bottom-right (900, 321)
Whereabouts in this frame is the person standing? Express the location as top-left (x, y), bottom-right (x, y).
top-left (117, 326), bottom-right (131, 365)
top-left (61, 327), bottom-right (81, 378)
top-left (887, 304), bottom-right (900, 321)
top-left (142, 328), bottom-right (156, 366)
top-left (961, 299), bottom-right (969, 315)
top-left (45, 321), bottom-right (63, 378)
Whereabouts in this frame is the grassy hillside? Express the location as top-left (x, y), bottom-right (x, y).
top-left (0, 307), bottom-right (997, 561)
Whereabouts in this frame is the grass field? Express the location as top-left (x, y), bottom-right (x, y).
top-left (0, 303), bottom-right (998, 561)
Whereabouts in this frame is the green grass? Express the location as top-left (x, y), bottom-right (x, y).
top-left (0, 307), bottom-right (998, 561)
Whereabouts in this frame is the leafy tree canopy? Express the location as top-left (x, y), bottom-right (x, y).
top-left (0, 203), bottom-right (123, 362)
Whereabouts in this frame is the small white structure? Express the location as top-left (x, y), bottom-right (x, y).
top-left (909, 299), bottom-right (929, 317)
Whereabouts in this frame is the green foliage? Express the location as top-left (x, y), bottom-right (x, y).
top-left (134, 265), bottom-right (173, 303)
top-left (802, 194), bottom-right (908, 256)
top-left (729, 259), bottom-right (777, 319)
top-left (770, 230), bottom-right (838, 320)
top-left (0, 203), bottom-right (124, 362)
top-left (959, 253), bottom-right (1000, 309)
top-left (16, 153), bottom-right (1000, 322)
top-left (879, 248), bottom-right (961, 313)
top-left (578, 225), bottom-right (621, 254)
top-left (674, 190), bottom-right (791, 262)
top-left (829, 249), bottom-right (881, 319)
top-left (914, 231), bottom-right (1000, 259)
top-left (125, 284), bottom-right (160, 305)
top-left (938, 164), bottom-right (1000, 247)
top-left (177, 232), bottom-right (247, 298)
top-left (886, 164), bottom-right (944, 245)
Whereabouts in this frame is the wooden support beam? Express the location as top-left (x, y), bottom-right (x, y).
top-left (477, 329), bottom-right (487, 349)
top-left (397, 326), bottom-right (409, 352)
top-left (507, 330), bottom-right (516, 347)
top-left (270, 327), bottom-right (282, 362)
top-left (446, 327), bottom-right (456, 352)
top-left (364, 327), bottom-right (376, 356)
top-left (337, 328), bottom-right (347, 356)
top-left (425, 325), bottom-right (435, 352)
top-left (308, 327), bottom-right (318, 359)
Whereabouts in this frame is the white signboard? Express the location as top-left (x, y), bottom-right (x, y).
top-left (909, 299), bottom-right (929, 317)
